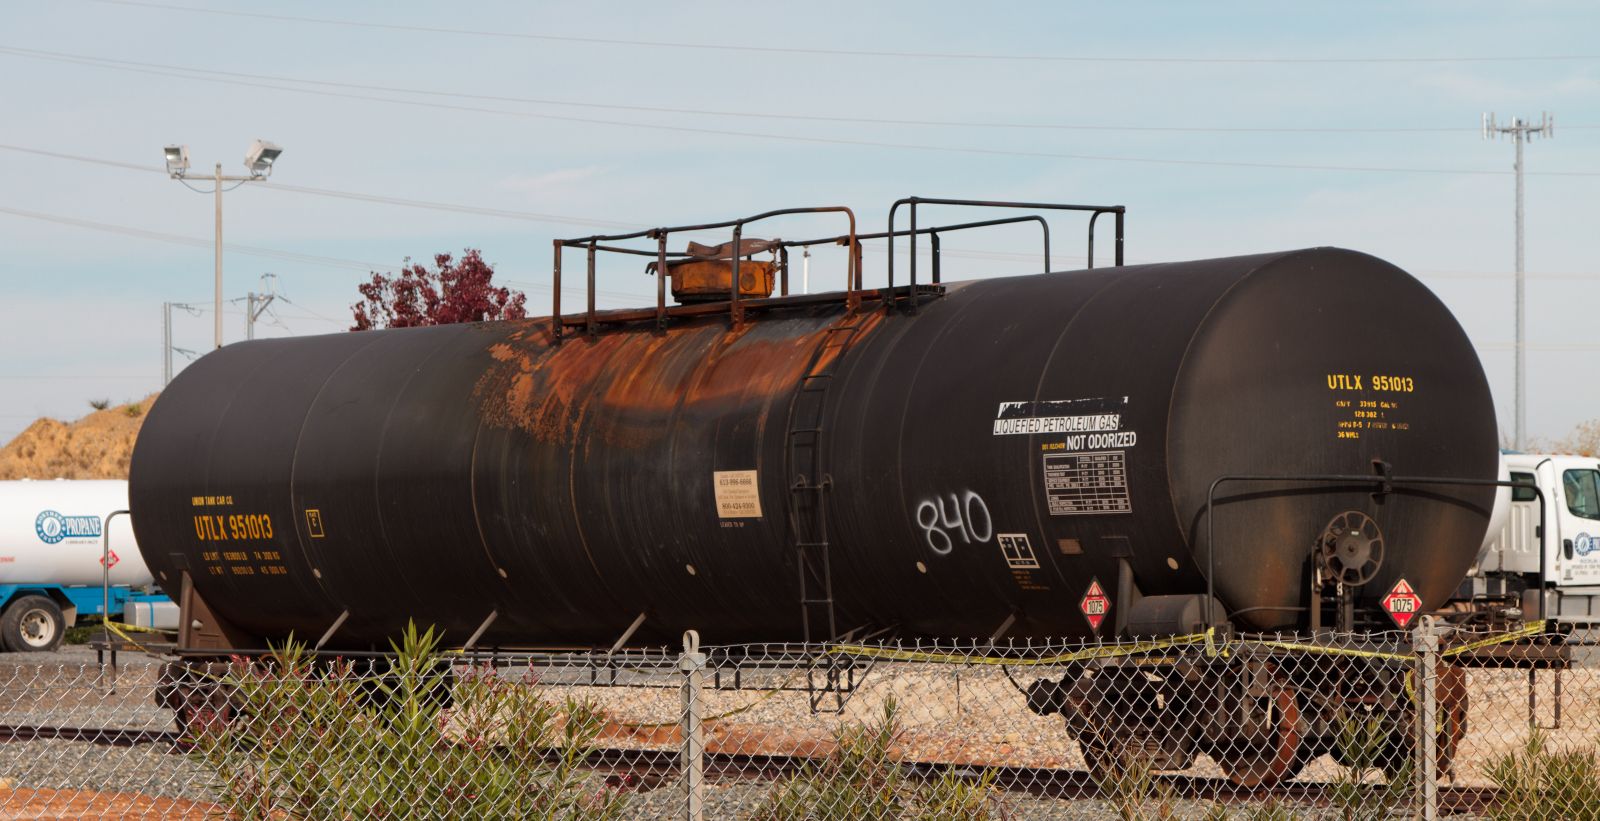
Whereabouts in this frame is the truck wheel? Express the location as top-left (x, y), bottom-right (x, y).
top-left (1, 596), bottom-right (65, 652)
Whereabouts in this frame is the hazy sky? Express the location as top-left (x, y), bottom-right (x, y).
top-left (1, 1), bottom-right (1595, 445)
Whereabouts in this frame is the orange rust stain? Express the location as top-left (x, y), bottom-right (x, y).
top-left (472, 307), bottom-right (884, 446)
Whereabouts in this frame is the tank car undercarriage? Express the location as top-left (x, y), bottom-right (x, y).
top-left (1025, 639), bottom-right (1467, 788)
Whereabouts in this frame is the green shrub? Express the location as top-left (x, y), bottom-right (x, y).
top-left (1092, 748), bottom-right (1176, 821)
top-left (1486, 730), bottom-right (1600, 821)
top-left (1327, 715), bottom-right (1412, 821)
top-left (189, 622), bottom-right (625, 820)
top-left (123, 402), bottom-right (143, 418)
top-left (752, 697), bottom-right (999, 820)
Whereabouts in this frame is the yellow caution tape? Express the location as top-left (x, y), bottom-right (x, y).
top-left (828, 632), bottom-right (1214, 666)
top-left (103, 620), bottom-right (172, 635)
top-left (100, 620), bottom-right (163, 657)
top-left (1238, 639), bottom-right (1411, 662)
top-left (1441, 621), bottom-right (1545, 658)
top-left (824, 621), bottom-right (1550, 668)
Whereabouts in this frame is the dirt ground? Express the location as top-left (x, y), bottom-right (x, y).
top-left (0, 395), bottom-right (157, 481)
top-left (0, 788), bottom-right (216, 820)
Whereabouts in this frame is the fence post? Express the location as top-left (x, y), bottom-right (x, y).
top-left (679, 630), bottom-right (707, 821)
top-left (1413, 616), bottom-right (1440, 821)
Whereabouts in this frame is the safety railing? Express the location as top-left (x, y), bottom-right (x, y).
top-left (550, 196), bottom-right (1127, 340)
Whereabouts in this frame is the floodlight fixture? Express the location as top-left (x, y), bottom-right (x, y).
top-left (164, 144), bottom-right (190, 177)
top-left (244, 139), bottom-right (283, 177)
top-left (163, 139), bottom-right (290, 349)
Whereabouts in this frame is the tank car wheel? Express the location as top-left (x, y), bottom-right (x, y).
top-left (1212, 667), bottom-right (1306, 788)
top-left (1, 595), bottom-right (65, 653)
top-left (1380, 664), bottom-right (1468, 778)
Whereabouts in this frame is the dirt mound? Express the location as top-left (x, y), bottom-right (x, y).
top-left (0, 395), bottom-right (158, 481)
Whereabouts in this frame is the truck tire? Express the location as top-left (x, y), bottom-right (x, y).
top-left (1, 596), bottom-right (65, 652)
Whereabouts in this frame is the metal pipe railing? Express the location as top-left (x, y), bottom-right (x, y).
top-left (886, 197), bottom-right (1125, 310)
top-left (1202, 474), bottom-right (1546, 628)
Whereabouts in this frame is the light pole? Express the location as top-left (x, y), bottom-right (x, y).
top-left (163, 140), bottom-right (285, 349)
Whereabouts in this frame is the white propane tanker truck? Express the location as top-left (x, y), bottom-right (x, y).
top-left (0, 479), bottom-right (173, 651)
top-left (1460, 452), bottom-right (1600, 624)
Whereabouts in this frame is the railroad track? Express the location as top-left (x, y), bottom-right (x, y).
top-left (0, 723), bottom-right (181, 748)
top-left (579, 748), bottom-right (1500, 813)
top-left (0, 723), bottom-right (1500, 813)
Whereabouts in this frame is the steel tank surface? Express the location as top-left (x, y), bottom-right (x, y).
top-left (129, 248), bottom-right (1497, 649)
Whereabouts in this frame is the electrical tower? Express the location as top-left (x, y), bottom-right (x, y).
top-left (246, 273), bottom-right (280, 341)
top-left (162, 301), bottom-right (201, 386)
top-left (1483, 112), bottom-right (1553, 451)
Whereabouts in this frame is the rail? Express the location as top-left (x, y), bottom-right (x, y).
top-left (886, 197), bottom-right (1125, 313)
top-left (553, 205), bottom-right (860, 341)
top-left (550, 196), bottom-right (1128, 340)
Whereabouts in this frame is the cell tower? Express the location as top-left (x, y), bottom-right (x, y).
top-left (1482, 112), bottom-right (1553, 451)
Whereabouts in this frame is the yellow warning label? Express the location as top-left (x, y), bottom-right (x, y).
top-left (713, 470), bottom-right (763, 519)
top-left (305, 509), bottom-right (326, 539)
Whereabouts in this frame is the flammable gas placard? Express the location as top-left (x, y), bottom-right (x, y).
top-left (1080, 578), bottom-right (1110, 632)
top-left (1381, 578), bottom-right (1422, 629)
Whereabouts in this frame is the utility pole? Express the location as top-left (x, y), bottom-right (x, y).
top-left (163, 302), bottom-right (200, 386)
top-left (214, 162), bottom-right (223, 350)
top-left (1483, 112), bottom-right (1553, 451)
top-left (162, 302), bottom-right (172, 386)
top-left (246, 273), bottom-right (279, 341)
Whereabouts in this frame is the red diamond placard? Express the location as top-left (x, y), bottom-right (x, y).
top-left (1080, 578), bottom-right (1110, 632)
top-left (1381, 578), bottom-right (1422, 628)
top-left (100, 550), bottom-right (119, 569)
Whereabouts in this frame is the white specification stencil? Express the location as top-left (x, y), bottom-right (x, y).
top-left (1044, 451), bottom-right (1132, 515)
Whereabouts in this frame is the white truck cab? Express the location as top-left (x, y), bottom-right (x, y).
top-left (1468, 453), bottom-right (1600, 623)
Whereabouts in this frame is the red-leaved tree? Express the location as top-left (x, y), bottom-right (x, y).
top-left (351, 249), bottom-right (528, 331)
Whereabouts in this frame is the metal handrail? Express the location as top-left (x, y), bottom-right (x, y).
top-left (886, 197), bottom-right (1125, 313)
top-left (553, 205), bottom-right (858, 340)
top-left (550, 197), bottom-right (1129, 339)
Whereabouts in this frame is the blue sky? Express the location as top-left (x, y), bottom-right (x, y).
top-left (0, 1), bottom-right (1595, 445)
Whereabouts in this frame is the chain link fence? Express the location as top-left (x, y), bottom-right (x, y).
top-left (0, 621), bottom-right (1593, 819)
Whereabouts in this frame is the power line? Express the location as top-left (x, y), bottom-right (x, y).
top-left (0, 375), bottom-right (158, 380)
top-left (0, 202), bottom-right (656, 303)
top-left (3, 55), bottom-right (1597, 179)
top-left (82, 0), bottom-right (1600, 65)
top-left (3, 150), bottom-right (1595, 286)
top-left (0, 204), bottom-right (389, 271)
top-left (10, 45), bottom-right (1588, 136)
top-left (0, 143), bottom-right (644, 230)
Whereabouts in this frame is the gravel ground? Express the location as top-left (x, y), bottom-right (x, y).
top-left (0, 738), bottom-right (217, 801)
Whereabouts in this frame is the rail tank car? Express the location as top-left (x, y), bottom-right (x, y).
top-left (129, 244), bottom-right (1497, 652)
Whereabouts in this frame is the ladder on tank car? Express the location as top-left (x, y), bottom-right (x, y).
top-left (786, 318), bottom-right (863, 713)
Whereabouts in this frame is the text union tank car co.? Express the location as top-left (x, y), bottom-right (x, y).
top-left (127, 198), bottom-right (1497, 655)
